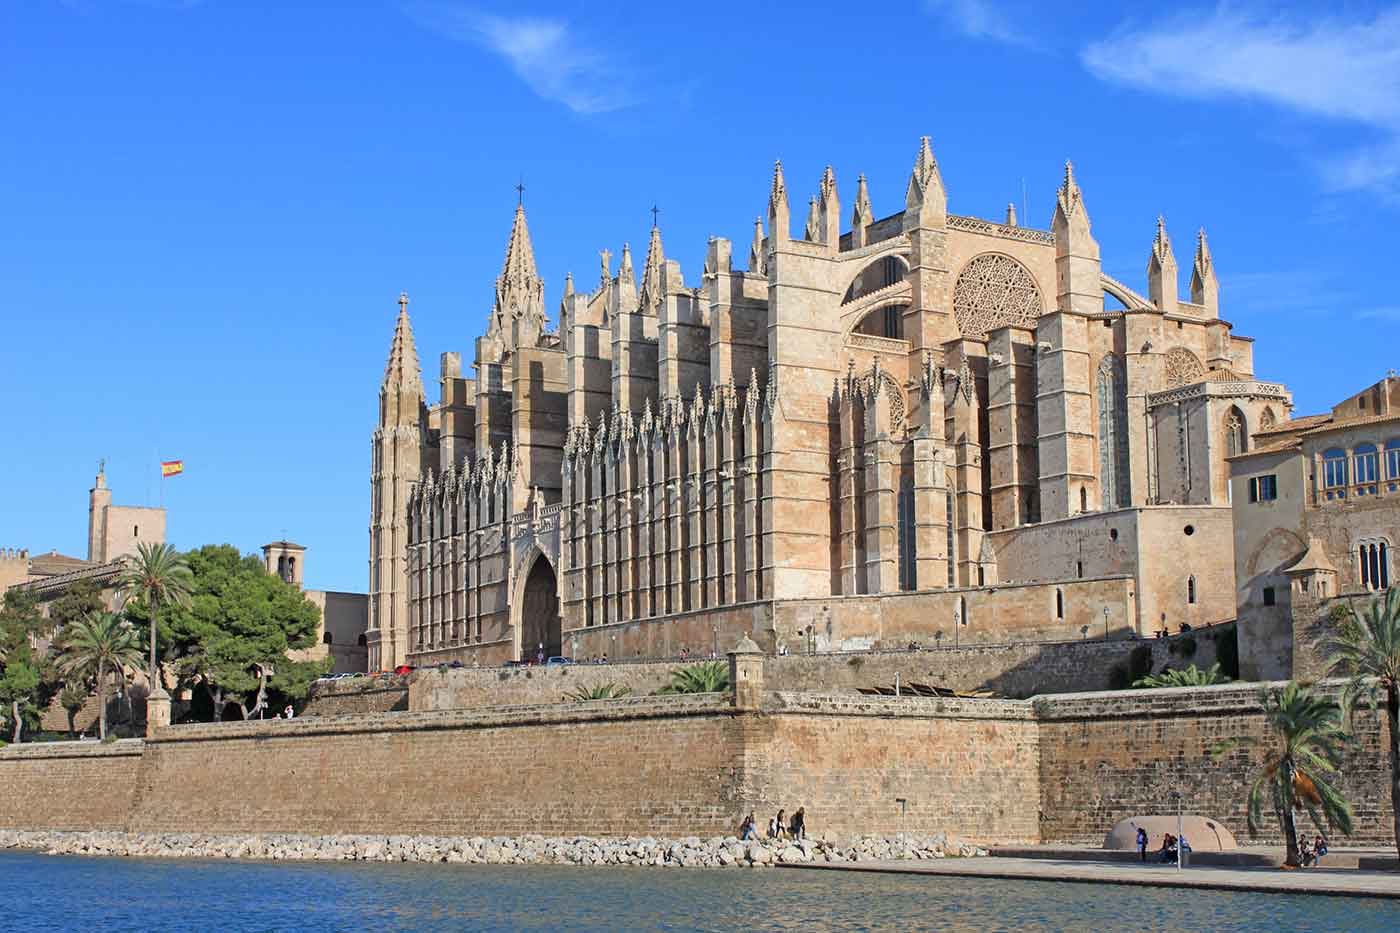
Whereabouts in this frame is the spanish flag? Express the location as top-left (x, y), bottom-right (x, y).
top-left (161, 460), bottom-right (184, 478)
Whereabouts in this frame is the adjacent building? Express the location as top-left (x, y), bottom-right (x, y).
top-left (1231, 374), bottom-right (1399, 679)
top-left (262, 540), bottom-right (369, 675)
top-left (366, 136), bottom-right (1293, 671)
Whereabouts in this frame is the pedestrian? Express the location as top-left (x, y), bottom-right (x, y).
top-left (739, 813), bottom-right (756, 841)
top-left (1300, 836), bottom-right (1315, 867)
top-left (767, 814), bottom-right (778, 839)
top-left (283, 704), bottom-right (294, 720)
top-left (790, 807), bottom-right (806, 841)
top-left (1314, 835), bottom-right (1328, 865)
top-left (1134, 824), bottom-right (1148, 863)
top-left (774, 809), bottom-right (788, 840)
top-left (1159, 832), bottom-right (1176, 863)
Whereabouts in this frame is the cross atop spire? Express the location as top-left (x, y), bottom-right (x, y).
top-left (398, 291), bottom-right (409, 314)
top-left (650, 203), bottom-right (661, 227)
top-left (640, 222), bottom-right (665, 313)
top-left (516, 177), bottom-right (525, 205)
top-left (486, 202), bottom-right (545, 350)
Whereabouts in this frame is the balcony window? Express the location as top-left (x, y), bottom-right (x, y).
top-left (1386, 439), bottom-right (1400, 480)
top-left (1322, 449), bottom-right (1348, 489)
top-left (1355, 443), bottom-right (1379, 484)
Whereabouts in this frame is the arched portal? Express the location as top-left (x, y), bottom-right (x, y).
top-left (519, 556), bottom-right (561, 661)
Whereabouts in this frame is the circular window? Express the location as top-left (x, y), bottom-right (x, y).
top-left (1109, 529), bottom-right (1119, 542)
top-left (1184, 525), bottom-right (1195, 536)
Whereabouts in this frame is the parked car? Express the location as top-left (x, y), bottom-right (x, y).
top-left (393, 664), bottom-right (414, 675)
top-left (545, 656), bottom-right (571, 666)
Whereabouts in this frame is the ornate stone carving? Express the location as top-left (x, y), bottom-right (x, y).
top-left (1162, 347), bottom-right (1206, 387)
top-left (947, 214), bottom-right (1055, 246)
top-left (953, 253), bottom-right (1043, 340)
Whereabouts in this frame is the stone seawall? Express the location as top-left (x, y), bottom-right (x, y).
top-left (0, 740), bottom-right (144, 832)
top-left (1036, 682), bottom-right (1398, 846)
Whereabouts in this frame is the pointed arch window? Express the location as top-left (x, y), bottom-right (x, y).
top-left (1225, 407), bottom-right (1247, 457)
top-left (1097, 357), bottom-right (1130, 509)
top-left (1055, 588), bottom-right (1064, 620)
top-left (1187, 574), bottom-right (1197, 604)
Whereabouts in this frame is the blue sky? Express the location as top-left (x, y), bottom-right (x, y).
top-left (3, 0), bottom-right (1398, 592)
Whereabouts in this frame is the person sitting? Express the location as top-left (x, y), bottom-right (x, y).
top-left (1159, 833), bottom-right (1177, 863)
top-left (1300, 837), bottom-right (1315, 867)
top-left (739, 813), bottom-right (756, 841)
top-left (1314, 835), bottom-right (1329, 865)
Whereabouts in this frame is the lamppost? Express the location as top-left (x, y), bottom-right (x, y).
top-left (1103, 606), bottom-right (1111, 641)
top-left (1168, 790), bottom-right (1184, 871)
top-left (711, 624), bottom-right (718, 659)
top-left (953, 609), bottom-right (961, 648)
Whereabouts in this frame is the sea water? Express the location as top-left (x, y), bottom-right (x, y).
top-left (2, 850), bottom-right (1397, 932)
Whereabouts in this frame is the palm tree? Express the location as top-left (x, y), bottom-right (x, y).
top-left (58, 682), bottom-right (89, 735)
top-left (117, 542), bottom-right (193, 696)
top-left (658, 661), bottom-right (730, 695)
top-left (1214, 681), bottom-right (1354, 867)
top-left (1132, 663), bottom-right (1229, 689)
top-left (567, 683), bottom-right (633, 701)
top-left (1322, 588), bottom-right (1400, 862)
top-left (56, 612), bottom-right (144, 740)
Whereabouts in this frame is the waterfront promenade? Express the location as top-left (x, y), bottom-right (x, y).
top-left (784, 854), bottom-right (1400, 899)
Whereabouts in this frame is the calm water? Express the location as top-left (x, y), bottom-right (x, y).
top-left (2, 851), bottom-right (1398, 932)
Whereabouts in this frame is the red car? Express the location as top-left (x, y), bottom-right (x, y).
top-left (393, 664), bottom-right (414, 675)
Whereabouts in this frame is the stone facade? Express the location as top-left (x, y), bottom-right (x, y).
top-left (263, 541), bottom-right (369, 675)
top-left (1230, 375), bottom-right (1399, 679)
top-left (366, 137), bottom-right (1291, 672)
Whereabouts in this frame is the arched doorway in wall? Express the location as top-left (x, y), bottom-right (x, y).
top-left (520, 557), bottom-right (562, 661)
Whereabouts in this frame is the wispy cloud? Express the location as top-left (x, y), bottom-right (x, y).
top-left (922, 0), bottom-right (1030, 45)
top-left (408, 4), bottom-right (634, 115)
top-left (1355, 307), bottom-right (1400, 323)
top-left (1082, 5), bottom-right (1400, 199)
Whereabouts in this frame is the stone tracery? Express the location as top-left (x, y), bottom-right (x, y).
top-left (1163, 347), bottom-right (1206, 387)
top-left (952, 253), bottom-right (1043, 339)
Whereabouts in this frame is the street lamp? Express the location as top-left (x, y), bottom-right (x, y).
top-left (1103, 606), bottom-right (1111, 641)
top-left (953, 609), bottom-right (961, 648)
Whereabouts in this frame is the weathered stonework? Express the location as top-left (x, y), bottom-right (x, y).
top-left (364, 140), bottom-right (1287, 675)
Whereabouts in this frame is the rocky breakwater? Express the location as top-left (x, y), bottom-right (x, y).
top-left (0, 830), bottom-right (987, 867)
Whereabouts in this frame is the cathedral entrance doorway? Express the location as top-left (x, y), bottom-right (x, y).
top-left (519, 556), bottom-right (561, 662)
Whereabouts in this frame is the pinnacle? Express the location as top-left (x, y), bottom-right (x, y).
top-left (382, 294), bottom-right (424, 396)
top-left (500, 202), bottom-right (539, 286)
top-left (619, 242), bottom-right (635, 282)
top-left (770, 160), bottom-right (786, 201)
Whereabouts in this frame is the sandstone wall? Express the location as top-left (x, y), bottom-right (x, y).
top-left (747, 693), bottom-right (1041, 844)
top-left (408, 662), bottom-right (676, 711)
top-left (302, 675), bottom-right (409, 717)
top-left (1036, 682), bottom-right (1397, 846)
top-left (0, 740), bottom-right (144, 831)
top-left (127, 697), bottom-right (742, 837)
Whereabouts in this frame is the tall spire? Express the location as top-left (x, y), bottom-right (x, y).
top-left (383, 291), bottom-right (424, 395)
top-left (767, 159), bottom-right (790, 244)
top-left (1191, 227), bottom-right (1219, 317)
top-left (640, 222), bottom-right (664, 314)
top-left (1055, 160), bottom-right (1087, 225)
top-left (851, 174), bottom-right (873, 248)
top-left (488, 203), bottom-right (546, 351)
top-left (903, 135), bottom-right (947, 230)
top-left (817, 165), bottom-right (840, 247)
top-left (1005, 202), bottom-right (1018, 227)
top-left (749, 216), bottom-right (766, 275)
top-left (1147, 216), bottom-right (1178, 313)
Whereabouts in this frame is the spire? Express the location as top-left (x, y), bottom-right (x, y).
top-left (640, 222), bottom-right (664, 312)
top-left (1190, 227), bottom-right (1219, 317)
top-left (618, 242), bottom-right (635, 284)
top-left (851, 173), bottom-right (873, 248)
top-left (1147, 216), bottom-right (1178, 313)
top-left (597, 248), bottom-right (612, 293)
top-left (1005, 202), bottom-right (1018, 227)
top-left (803, 195), bottom-right (820, 242)
top-left (563, 271), bottom-right (575, 299)
top-left (817, 165), bottom-right (840, 247)
top-left (1055, 160), bottom-right (1087, 225)
top-left (1152, 215), bottom-right (1173, 266)
top-left (767, 159), bottom-right (790, 244)
top-left (749, 216), bottom-right (766, 275)
top-left (382, 291), bottom-right (424, 396)
top-left (488, 203), bottom-right (546, 351)
top-left (903, 135), bottom-right (947, 230)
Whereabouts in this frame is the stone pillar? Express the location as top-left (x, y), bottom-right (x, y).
top-left (862, 372), bottom-right (899, 593)
top-left (686, 408), bottom-right (705, 612)
top-left (728, 635), bottom-right (765, 710)
top-left (741, 396), bottom-right (762, 601)
top-left (987, 325), bottom-right (1038, 529)
top-left (720, 401), bottom-right (739, 605)
top-left (1036, 311), bottom-right (1095, 521)
top-left (704, 402), bottom-right (723, 608)
top-left (666, 413), bottom-right (687, 614)
top-left (635, 430), bottom-right (654, 619)
top-left (146, 687), bottom-right (170, 737)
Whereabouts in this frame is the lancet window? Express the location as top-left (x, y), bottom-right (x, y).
top-left (1097, 356), bottom-right (1130, 510)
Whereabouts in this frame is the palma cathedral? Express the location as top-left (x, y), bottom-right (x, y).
top-left (365, 136), bottom-right (1292, 672)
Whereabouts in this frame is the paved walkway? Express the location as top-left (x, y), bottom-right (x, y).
top-left (781, 856), bottom-right (1400, 899)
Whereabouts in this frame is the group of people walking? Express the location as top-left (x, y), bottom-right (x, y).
top-left (738, 808), bottom-right (806, 842)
